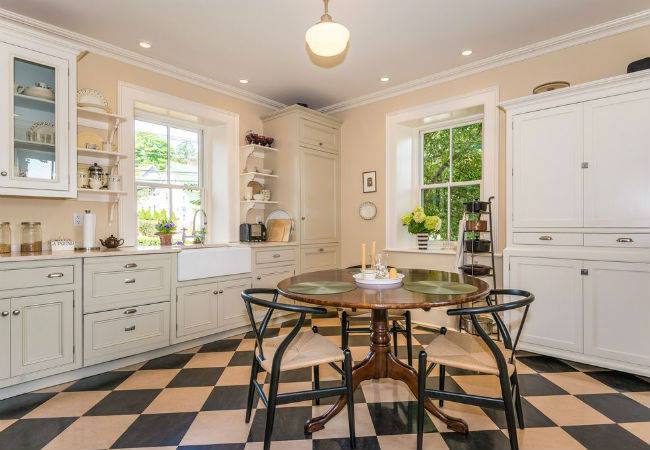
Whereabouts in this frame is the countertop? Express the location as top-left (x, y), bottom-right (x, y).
top-left (0, 241), bottom-right (299, 263)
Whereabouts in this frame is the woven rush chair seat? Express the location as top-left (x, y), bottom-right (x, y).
top-left (256, 329), bottom-right (345, 372)
top-left (425, 329), bottom-right (514, 376)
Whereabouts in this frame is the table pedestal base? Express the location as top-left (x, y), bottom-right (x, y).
top-left (305, 309), bottom-right (468, 434)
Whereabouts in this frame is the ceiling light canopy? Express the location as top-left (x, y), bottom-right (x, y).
top-left (305, 0), bottom-right (350, 57)
top-left (139, 41), bottom-right (152, 49)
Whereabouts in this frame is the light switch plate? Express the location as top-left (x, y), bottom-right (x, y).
top-left (73, 213), bottom-right (84, 227)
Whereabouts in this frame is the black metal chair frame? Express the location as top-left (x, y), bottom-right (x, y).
top-left (342, 265), bottom-right (413, 365)
top-left (416, 289), bottom-right (534, 450)
top-left (242, 288), bottom-right (356, 450)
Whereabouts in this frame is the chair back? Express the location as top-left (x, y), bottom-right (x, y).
top-left (447, 289), bottom-right (534, 365)
top-left (241, 288), bottom-right (327, 366)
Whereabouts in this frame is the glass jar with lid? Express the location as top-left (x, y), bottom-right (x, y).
top-left (20, 221), bottom-right (42, 253)
top-left (0, 222), bottom-right (11, 253)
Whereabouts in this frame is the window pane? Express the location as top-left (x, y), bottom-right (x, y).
top-left (450, 184), bottom-right (481, 241)
top-left (422, 129), bottom-right (450, 185)
top-left (170, 127), bottom-right (200, 186)
top-left (452, 122), bottom-right (482, 182)
top-left (172, 189), bottom-right (203, 243)
top-left (422, 187), bottom-right (448, 240)
top-left (135, 120), bottom-right (168, 183)
top-left (136, 186), bottom-right (171, 246)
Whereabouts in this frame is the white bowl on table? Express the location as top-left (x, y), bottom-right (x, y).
top-left (353, 272), bottom-right (404, 287)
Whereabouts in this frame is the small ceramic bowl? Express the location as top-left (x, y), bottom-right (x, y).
top-left (253, 193), bottom-right (265, 201)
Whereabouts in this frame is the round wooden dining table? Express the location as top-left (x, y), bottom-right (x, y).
top-left (277, 268), bottom-right (491, 435)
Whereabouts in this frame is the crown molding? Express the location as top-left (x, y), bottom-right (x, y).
top-left (319, 9), bottom-right (650, 114)
top-left (0, 8), bottom-right (286, 111)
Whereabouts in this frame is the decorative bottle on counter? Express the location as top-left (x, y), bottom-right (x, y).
top-left (20, 221), bottom-right (42, 253)
top-left (0, 222), bottom-right (11, 253)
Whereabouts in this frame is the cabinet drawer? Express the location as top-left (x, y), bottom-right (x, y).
top-left (84, 254), bottom-right (171, 313)
top-left (301, 245), bottom-right (340, 273)
top-left (255, 248), bottom-right (296, 265)
top-left (299, 119), bottom-right (338, 153)
top-left (513, 232), bottom-right (583, 246)
top-left (584, 233), bottom-right (649, 248)
top-left (84, 302), bottom-right (170, 365)
top-left (0, 264), bottom-right (74, 291)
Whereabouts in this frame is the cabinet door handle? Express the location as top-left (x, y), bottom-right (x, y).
top-left (318, 142), bottom-right (323, 146)
top-left (616, 237), bottom-right (633, 243)
top-left (301, 217), bottom-right (306, 220)
top-left (0, 171), bottom-right (6, 176)
top-left (124, 263), bottom-right (138, 268)
top-left (581, 269), bottom-right (589, 276)
top-left (124, 325), bottom-right (136, 332)
top-left (319, 248), bottom-right (325, 252)
top-left (124, 308), bottom-right (137, 315)
top-left (256, 276), bottom-right (262, 280)
top-left (219, 289), bottom-right (224, 294)
top-left (47, 272), bottom-right (64, 278)
top-left (581, 162), bottom-right (589, 169)
top-left (538, 235), bottom-right (553, 241)
top-left (273, 253), bottom-right (281, 258)
top-left (12, 310), bottom-right (20, 316)
top-left (1, 311), bottom-right (8, 317)
top-left (124, 278), bottom-right (136, 284)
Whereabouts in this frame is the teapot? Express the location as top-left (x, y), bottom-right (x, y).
top-left (99, 235), bottom-right (124, 249)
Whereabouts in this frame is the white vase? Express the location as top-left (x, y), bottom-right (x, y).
top-left (416, 233), bottom-right (429, 250)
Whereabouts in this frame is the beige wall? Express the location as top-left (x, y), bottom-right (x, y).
top-left (334, 27), bottom-right (650, 270)
top-left (0, 52), bottom-right (273, 248)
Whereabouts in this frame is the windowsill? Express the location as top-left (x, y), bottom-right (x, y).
top-left (385, 247), bottom-right (503, 257)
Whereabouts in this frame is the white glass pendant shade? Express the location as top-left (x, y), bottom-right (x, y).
top-left (305, 16), bottom-right (350, 56)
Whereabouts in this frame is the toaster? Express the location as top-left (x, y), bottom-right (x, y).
top-left (240, 223), bottom-right (267, 242)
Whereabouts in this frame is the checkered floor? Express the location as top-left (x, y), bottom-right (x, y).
top-left (0, 311), bottom-right (648, 450)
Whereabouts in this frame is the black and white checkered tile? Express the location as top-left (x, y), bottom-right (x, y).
top-left (0, 311), bottom-right (647, 450)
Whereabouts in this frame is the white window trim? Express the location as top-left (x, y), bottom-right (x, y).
top-left (118, 82), bottom-right (239, 246)
top-left (385, 87), bottom-right (499, 251)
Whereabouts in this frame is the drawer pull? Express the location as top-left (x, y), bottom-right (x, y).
top-left (318, 248), bottom-right (325, 252)
top-left (256, 276), bottom-right (262, 280)
top-left (124, 308), bottom-right (137, 315)
top-left (219, 289), bottom-right (224, 294)
top-left (124, 325), bottom-right (136, 332)
top-left (1, 311), bottom-right (8, 317)
top-left (0, 171), bottom-right (6, 176)
top-left (124, 278), bottom-right (136, 284)
top-left (124, 263), bottom-right (138, 268)
top-left (47, 272), bottom-right (65, 278)
top-left (12, 310), bottom-right (20, 316)
top-left (318, 142), bottom-right (323, 146)
top-left (273, 253), bottom-right (281, 258)
top-left (538, 236), bottom-right (553, 241)
top-left (616, 237), bottom-right (633, 243)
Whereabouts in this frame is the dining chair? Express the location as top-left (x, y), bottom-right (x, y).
top-left (340, 265), bottom-right (414, 365)
top-left (242, 288), bottom-right (356, 450)
top-left (416, 289), bottom-right (535, 450)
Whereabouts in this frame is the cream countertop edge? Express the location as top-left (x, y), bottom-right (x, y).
top-left (0, 241), bottom-right (299, 263)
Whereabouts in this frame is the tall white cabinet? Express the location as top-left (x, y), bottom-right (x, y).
top-left (503, 72), bottom-right (650, 376)
top-left (262, 105), bottom-right (341, 273)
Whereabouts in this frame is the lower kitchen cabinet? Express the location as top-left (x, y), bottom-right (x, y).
top-left (508, 257), bottom-right (584, 353)
top-left (218, 278), bottom-right (255, 329)
top-left (10, 291), bottom-right (75, 377)
top-left (176, 283), bottom-right (219, 339)
top-left (84, 302), bottom-right (170, 366)
top-left (0, 299), bottom-right (10, 379)
top-left (583, 261), bottom-right (649, 366)
top-left (300, 244), bottom-right (339, 273)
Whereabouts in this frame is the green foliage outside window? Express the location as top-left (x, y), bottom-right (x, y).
top-left (421, 122), bottom-right (482, 241)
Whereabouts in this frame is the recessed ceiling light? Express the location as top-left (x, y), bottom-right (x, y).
top-left (379, 77), bottom-right (390, 82)
top-left (139, 41), bottom-right (152, 49)
top-left (239, 79), bottom-right (249, 84)
top-left (461, 49), bottom-right (473, 56)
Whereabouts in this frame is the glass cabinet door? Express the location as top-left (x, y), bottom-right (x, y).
top-left (0, 43), bottom-right (69, 192)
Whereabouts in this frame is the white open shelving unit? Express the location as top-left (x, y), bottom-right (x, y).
top-left (239, 144), bottom-right (279, 221)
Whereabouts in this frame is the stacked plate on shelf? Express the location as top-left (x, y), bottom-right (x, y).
top-left (77, 88), bottom-right (110, 113)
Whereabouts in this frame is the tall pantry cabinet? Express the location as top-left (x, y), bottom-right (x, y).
top-left (502, 72), bottom-right (650, 376)
top-left (262, 105), bottom-right (341, 273)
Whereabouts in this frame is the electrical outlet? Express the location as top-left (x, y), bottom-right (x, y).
top-left (73, 213), bottom-right (84, 227)
top-left (255, 216), bottom-right (262, 224)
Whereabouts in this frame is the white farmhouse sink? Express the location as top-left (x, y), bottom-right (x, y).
top-left (177, 245), bottom-right (252, 281)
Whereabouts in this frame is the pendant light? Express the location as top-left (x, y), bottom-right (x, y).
top-left (305, 0), bottom-right (350, 57)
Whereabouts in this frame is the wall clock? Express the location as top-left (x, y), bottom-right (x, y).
top-left (359, 201), bottom-right (377, 220)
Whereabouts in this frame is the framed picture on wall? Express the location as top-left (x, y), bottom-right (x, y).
top-left (362, 171), bottom-right (377, 193)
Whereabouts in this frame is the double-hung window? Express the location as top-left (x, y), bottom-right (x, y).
top-left (135, 118), bottom-right (203, 245)
top-left (419, 120), bottom-right (483, 242)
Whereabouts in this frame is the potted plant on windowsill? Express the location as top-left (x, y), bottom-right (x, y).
top-left (401, 206), bottom-right (441, 250)
top-left (155, 217), bottom-right (177, 246)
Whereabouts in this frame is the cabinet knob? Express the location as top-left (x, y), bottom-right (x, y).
top-left (124, 278), bottom-right (136, 284)
top-left (1, 311), bottom-right (8, 317)
top-left (616, 237), bottom-right (633, 243)
top-left (213, 290), bottom-right (219, 295)
top-left (301, 217), bottom-right (306, 220)
top-left (124, 263), bottom-right (138, 268)
top-left (273, 253), bottom-right (281, 258)
top-left (12, 310), bottom-right (20, 316)
top-left (256, 276), bottom-right (262, 280)
top-left (219, 289), bottom-right (224, 294)
top-left (0, 171), bottom-right (6, 176)
top-left (319, 248), bottom-right (324, 252)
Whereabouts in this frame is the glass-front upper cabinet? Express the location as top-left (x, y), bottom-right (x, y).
top-left (0, 41), bottom-right (76, 197)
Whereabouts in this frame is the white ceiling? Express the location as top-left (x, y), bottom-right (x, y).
top-left (1, 0), bottom-right (647, 109)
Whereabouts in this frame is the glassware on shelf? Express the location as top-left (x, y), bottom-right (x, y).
top-left (20, 221), bottom-right (42, 253)
top-left (375, 252), bottom-right (389, 279)
top-left (0, 222), bottom-right (11, 254)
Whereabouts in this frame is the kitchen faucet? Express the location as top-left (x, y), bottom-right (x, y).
top-left (182, 209), bottom-right (208, 244)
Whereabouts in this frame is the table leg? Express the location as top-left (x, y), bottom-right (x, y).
top-left (305, 309), bottom-right (468, 434)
